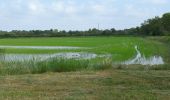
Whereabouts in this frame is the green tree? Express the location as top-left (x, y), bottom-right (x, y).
top-left (162, 13), bottom-right (170, 32)
top-left (140, 17), bottom-right (163, 36)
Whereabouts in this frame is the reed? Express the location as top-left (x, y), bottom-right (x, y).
top-left (0, 57), bottom-right (113, 75)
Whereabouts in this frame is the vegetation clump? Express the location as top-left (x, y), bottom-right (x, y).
top-left (0, 57), bottom-right (114, 75)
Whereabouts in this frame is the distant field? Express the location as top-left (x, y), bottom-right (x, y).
top-left (0, 37), bottom-right (169, 62)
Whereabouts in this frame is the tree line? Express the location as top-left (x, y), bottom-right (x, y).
top-left (0, 12), bottom-right (170, 38)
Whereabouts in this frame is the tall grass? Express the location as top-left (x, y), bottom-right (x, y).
top-left (0, 49), bottom-right (5, 61)
top-left (36, 58), bottom-right (90, 73)
top-left (0, 47), bottom-right (113, 75)
top-left (89, 57), bottom-right (113, 70)
top-left (0, 57), bottom-right (113, 75)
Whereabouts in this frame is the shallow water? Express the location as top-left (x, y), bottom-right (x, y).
top-left (0, 45), bottom-right (165, 66)
top-left (0, 52), bottom-right (100, 62)
top-left (0, 46), bottom-right (84, 50)
top-left (123, 46), bottom-right (164, 65)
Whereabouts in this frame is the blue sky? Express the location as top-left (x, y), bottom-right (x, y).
top-left (0, 0), bottom-right (169, 31)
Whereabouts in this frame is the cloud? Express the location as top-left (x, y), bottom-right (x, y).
top-left (51, 1), bottom-right (78, 16)
top-left (143, 0), bottom-right (168, 5)
top-left (124, 4), bottom-right (151, 18)
top-left (52, 1), bottom-right (64, 13)
top-left (92, 4), bottom-right (105, 13)
top-left (65, 6), bottom-right (77, 15)
top-left (28, 0), bottom-right (45, 14)
top-left (0, 0), bottom-right (169, 31)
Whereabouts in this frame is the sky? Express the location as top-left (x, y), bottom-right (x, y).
top-left (0, 0), bottom-right (169, 31)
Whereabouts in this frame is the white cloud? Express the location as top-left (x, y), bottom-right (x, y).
top-left (143, 0), bottom-right (168, 5)
top-left (51, 0), bottom-right (117, 17)
top-left (52, 1), bottom-right (64, 13)
top-left (51, 1), bottom-right (77, 16)
top-left (65, 6), bottom-right (77, 15)
top-left (29, 3), bottom-right (38, 12)
top-left (92, 4), bottom-right (105, 13)
top-left (28, 0), bottom-right (45, 14)
top-left (0, 0), bottom-right (169, 31)
top-left (124, 5), bottom-right (144, 18)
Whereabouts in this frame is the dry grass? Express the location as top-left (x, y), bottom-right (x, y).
top-left (0, 68), bottom-right (170, 100)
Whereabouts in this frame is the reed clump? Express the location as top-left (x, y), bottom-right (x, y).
top-left (0, 57), bottom-right (114, 75)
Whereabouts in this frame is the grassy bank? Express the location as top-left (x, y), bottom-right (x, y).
top-left (147, 36), bottom-right (170, 63)
top-left (0, 68), bottom-right (170, 100)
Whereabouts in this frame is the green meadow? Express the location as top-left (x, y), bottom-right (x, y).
top-left (0, 36), bottom-right (170, 100)
top-left (0, 36), bottom-right (169, 61)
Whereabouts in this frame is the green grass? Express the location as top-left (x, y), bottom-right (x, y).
top-left (0, 57), bottom-right (113, 75)
top-left (0, 36), bottom-right (169, 75)
top-left (0, 36), bottom-right (170, 99)
top-left (0, 36), bottom-right (169, 62)
top-left (0, 68), bottom-right (170, 100)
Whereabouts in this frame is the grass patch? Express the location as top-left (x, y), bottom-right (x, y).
top-left (148, 64), bottom-right (170, 70)
top-left (0, 69), bottom-right (170, 99)
top-left (0, 57), bottom-right (113, 75)
top-left (37, 58), bottom-right (90, 73)
top-left (0, 59), bottom-right (87, 75)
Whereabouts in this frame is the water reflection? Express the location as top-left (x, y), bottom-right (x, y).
top-left (1, 52), bottom-right (98, 62)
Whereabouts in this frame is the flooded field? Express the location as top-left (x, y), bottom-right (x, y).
top-left (0, 37), bottom-right (168, 67)
top-left (0, 45), bottom-right (164, 66)
top-left (0, 46), bottom-right (84, 50)
top-left (123, 46), bottom-right (164, 65)
top-left (0, 52), bottom-right (100, 62)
